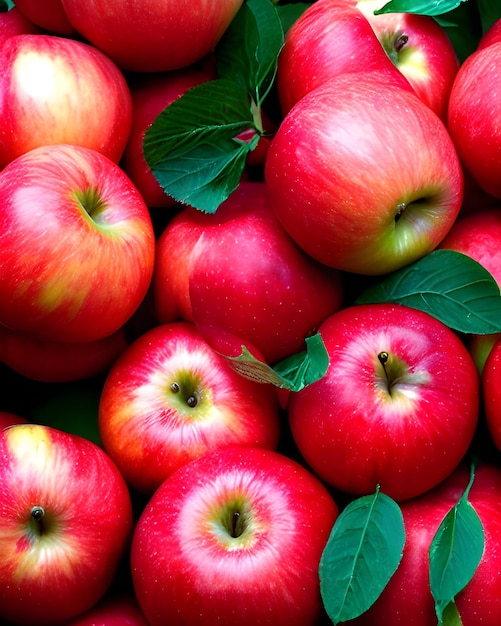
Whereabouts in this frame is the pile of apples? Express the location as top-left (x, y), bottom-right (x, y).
top-left (1, 0), bottom-right (501, 624)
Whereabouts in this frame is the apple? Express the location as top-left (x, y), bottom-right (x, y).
top-left (0, 423), bottom-right (133, 625)
top-left (276, 0), bottom-right (459, 120)
top-left (0, 411), bottom-right (28, 429)
top-left (98, 321), bottom-right (281, 495)
top-left (288, 302), bottom-right (479, 502)
top-left (122, 67), bottom-right (213, 208)
top-left (60, 0), bottom-right (244, 73)
top-left (352, 462), bottom-right (501, 625)
top-left (0, 324), bottom-right (128, 383)
top-left (0, 143), bottom-right (156, 344)
top-left (64, 592), bottom-right (148, 626)
top-left (355, 0), bottom-right (459, 121)
top-left (0, 6), bottom-right (41, 45)
top-left (131, 445), bottom-right (339, 626)
top-left (11, 0), bottom-right (75, 35)
top-left (482, 337), bottom-right (501, 453)
top-left (265, 72), bottom-right (464, 276)
top-left (0, 34), bottom-right (133, 168)
top-left (447, 42), bottom-right (501, 199)
top-left (153, 181), bottom-right (344, 364)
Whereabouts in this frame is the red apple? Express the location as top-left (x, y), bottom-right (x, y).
top-left (482, 337), bottom-right (501, 453)
top-left (0, 34), bottom-right (132, 168)
top-left (0, 423), bottom-right (133, 625)
top-left (122, 67), bottom-right (212, 208)
top-left (352, 462), bottom-right (501, 625)
top-left (265, 72), bottom-right (464, 275)
top-left (355, 0), bottom-right (459, 120)
top-left (0, 6), bottom-right (41, 45)
top-left (276, 0), bottom-right (459, 120)
top-left (60, 0), bottom-right (244, 73)
top-left (153, 181), bottom-right (344, 364)
top-left (447, 42), bottom-right (501, 199)
top-left (65, 592), bottom-right (148, 626)
top-left (11, 0), bottom-right (75, 35)
top-left (0, 324), bottom-right (128, 383)
top-left (288, 303), bottom-right (479, 501)
top-left (131, 446), bottom-right (339, 626)
top-left (0, 143), bottom-right (156, 344)
top-left (98, 321), bottom-right (281, 494)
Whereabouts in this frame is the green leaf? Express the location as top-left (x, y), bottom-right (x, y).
top-left (276, 3), bottom-right (312, 34)
top-left (374, 0), bottom-right (467, 17)
top-left (0, 0), bottom-right (14, 11)
top-left (429, 464), bottom-right (485, 625)
top-left (216, 0), bottom-right (284, 107)
top-left (435, 0), bottom-right (482, 63)
top-left (356, 250), bottom-right (501, 335)
top-left (222, 333), bottom-right (329, 391)
top-left (319, 487), bottom-right (405, 624)
top-left (477, 0), bottom-right (501, 33)
top-left (143, 79), bottom-right (256, 213)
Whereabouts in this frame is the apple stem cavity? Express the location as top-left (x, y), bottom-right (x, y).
top-left (169, 380), bottom-right (200, 408)
top-left (395, 202), bottom-right (406, 223)
top-left (73, 186), bottom-right (107, 224)
top-left (394, 33), bottom-right (409, 53)
top-left (230, 511), bottom-right (242, 538)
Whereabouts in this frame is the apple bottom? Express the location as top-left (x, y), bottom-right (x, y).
top-left (131, 446), bottom-right (339, 626)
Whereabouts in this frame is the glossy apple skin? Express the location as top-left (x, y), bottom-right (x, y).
top-left (288, 303), bottom-right (479, 502)
top-left (265, 73), bottom-right (464, 275)
top-left (0, 324), bottom-right (128, 383)
top-left (131, 446), bottom-right (339, 626)
top-left (482, 338), bottom-right (501, 452)
top-left (60, 0), bottom-right (244, 73)
top-left (122, 68), bottom-right (212, 208)
top-left (98, 321), bottom-right (281, 494)
top-left (447, 42), bottom-right (501, 199)
top-left (0, 144), bottom-right (155, 344)
top-left (65, 592), bottom-right (148, 626)
top-left (0, 423), bottom-right (133, 625)
top-left (276, 0), bottom-right (458, 120)
top-left (11, 0), bottom-right (74, 35)
top-left (355, 0), bottom-right (459, 121)
top-left (154, 181), bottom-right (344, 364)
top-left (0, 7), bottom-right (41, 44)
top-left (352, 463), bottom-right (501, 625)
top-left (0, 34), bottom-right (132, 168)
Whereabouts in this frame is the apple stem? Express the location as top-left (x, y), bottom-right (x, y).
top-left (395, 203), bottom-right (406, 222)
top-left (31, 505), bottom-right (46, 535)
top-left (231, 511), bottom-right (241, 538)
top-left (394, 33), bottom-right (409, 53)
top-left (378, 351), bottom-right (393, 396)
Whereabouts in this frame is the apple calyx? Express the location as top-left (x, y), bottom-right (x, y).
top-left (168, 372), bottom-right (205, 413)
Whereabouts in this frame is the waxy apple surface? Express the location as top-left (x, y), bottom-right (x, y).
top-left (154, 181), bottom-right (344, 364)
top-left (288, 303), bottom-right (479, 501)
top-left (98, 321), bottom-right (281, 494)
top-left (131, 446), bottom-right (339, 626)
top-left (12, 0), bottom-right (75, 35)
top-left (266, 73), bottom-right (464, 275)
top-left (61, 0), bottom-right (244, 72)
top-left (0, 423), bottom-right (133, 625)
top-left (447, 42), bottom-right (501, 199)
top-left (0, 144), bottom-right (155, 344)
top-left (276, 0), bottom-right (458, 120)
top-left (0, 34), bottom-right (132, 168)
